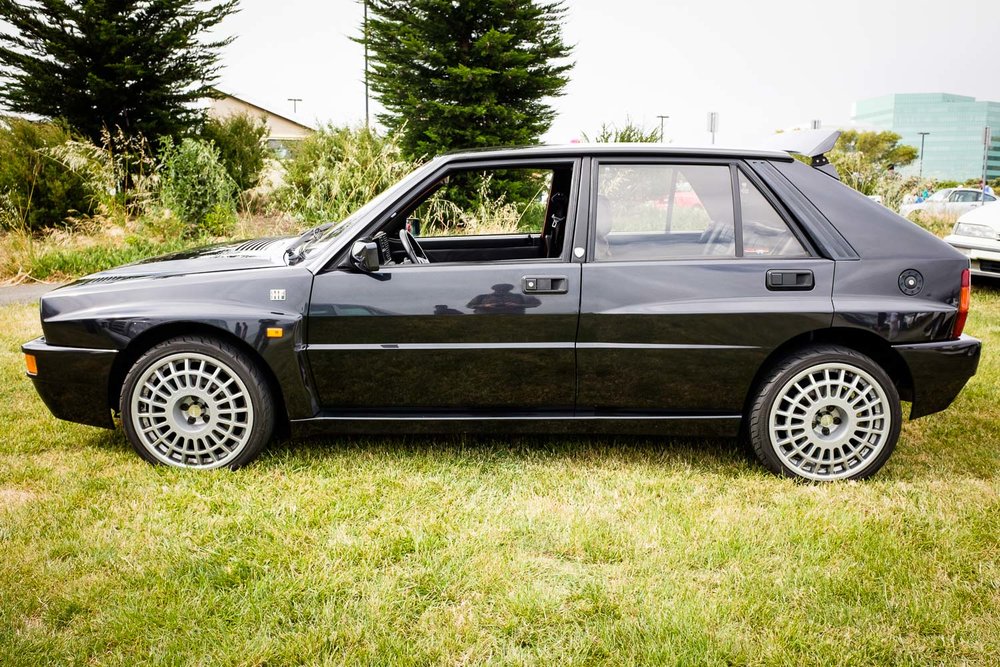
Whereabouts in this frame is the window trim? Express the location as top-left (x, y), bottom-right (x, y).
top-left (587, 157), bottom-right (819, 263)
top-left (734, 164), bottom-right (817, 259)
top-left (329, 156), bottom-right (582, 271)
top-left (588, 157), bottom-right (740, 263)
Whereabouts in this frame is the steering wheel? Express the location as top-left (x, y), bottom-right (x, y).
top-left (399, 228), bottom-right (430, 264)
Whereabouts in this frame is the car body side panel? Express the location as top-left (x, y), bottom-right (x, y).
top-left (829, 259), bottom-right (961, 343)
top-left (306, 262), bottom-right (582, 411)
top-left (577, 259), bottom-right (835, 414)
top-left (36, 267), bottom-right (320, 420)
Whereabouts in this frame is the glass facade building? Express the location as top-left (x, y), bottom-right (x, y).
top-left (853, 93), bottom-right (1000, 181)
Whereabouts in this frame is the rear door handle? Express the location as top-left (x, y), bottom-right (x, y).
top-left (766, 269), bottom-right (814, 291)
top-left (523, 275), bottom-right (568, 294)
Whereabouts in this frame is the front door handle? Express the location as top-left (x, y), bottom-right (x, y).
top-left (523, 275), bottom-right (568, 294)
top-left (766, 269), bottom-right (814, 291)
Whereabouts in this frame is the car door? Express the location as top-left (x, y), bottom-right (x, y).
top-left (576, 159), bottom-right (835, 416)
top-left (306, 159), bottom-right (582, 414)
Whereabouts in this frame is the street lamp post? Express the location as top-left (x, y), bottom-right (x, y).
top-left (656, 114), bottom-right (669, 142)
top-left (707, 111), bottom-right (718, 145)
top-left (918, 132), bottom-right (930, 178)
top-left (364, 0), bottom-right (369, 127)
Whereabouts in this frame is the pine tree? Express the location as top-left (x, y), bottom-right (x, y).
top-left (362, 0), bottom-right (573, 159)
top-left (0, 0), bottom-right (237, 145)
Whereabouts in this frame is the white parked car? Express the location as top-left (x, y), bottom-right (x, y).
top-left (900, 188), bottom-right (996, 218)
top-left (944, 201), bottom-right (1000, 277)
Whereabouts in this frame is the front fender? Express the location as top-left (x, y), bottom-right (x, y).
top-left (38, 268), bottom-right (320, 420)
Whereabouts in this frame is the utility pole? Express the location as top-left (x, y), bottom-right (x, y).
top-left (810, 119), bottom-right (822, 130)
top-left (364, 0), bottom-right (370, 127)
top-left (918, 132), bottom-right (930, 178)
top-left (982, 126), bottom-right (991, 205)
top-left (656, 114), bottom-right (669, 142)
top-left (287, 98), bottom-right (302, 113)
top-left (707, 112), bottom-right (719, 145)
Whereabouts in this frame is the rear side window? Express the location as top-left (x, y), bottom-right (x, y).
top-left (738, 171), bottom-right (807, 257)
top-left (594, 164), bottom-right (736, 260)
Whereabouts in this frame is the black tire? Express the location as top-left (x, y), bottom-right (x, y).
top-left (120, 335), bottom-right (274, 470)
top-left (747, 345), bottom-right (901, 481)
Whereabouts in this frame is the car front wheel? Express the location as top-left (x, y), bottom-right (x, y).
top-left (120, 335), bottom-right (274, 469)
top-left (748, 345), bottom-right (901, 481)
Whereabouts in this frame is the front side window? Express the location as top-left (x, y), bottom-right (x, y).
top-left (408, 168), bottom-right (556, 237)
top-left (361, 162), bottom-right (575, 266)
top-left (594, 164), bottom-right (736, 260)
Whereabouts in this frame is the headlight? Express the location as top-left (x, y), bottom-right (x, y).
top-left (952, 222), bottom-right (997, 239)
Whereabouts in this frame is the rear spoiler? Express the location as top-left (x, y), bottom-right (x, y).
top-left (766, 129), bottom-right (841, 180)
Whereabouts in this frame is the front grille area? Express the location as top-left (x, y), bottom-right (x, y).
top-left (978, 259), bottom-right (1000, 275)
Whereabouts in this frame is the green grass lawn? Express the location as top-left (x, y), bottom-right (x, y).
top-left (1, 289), bottom-right (998, 666)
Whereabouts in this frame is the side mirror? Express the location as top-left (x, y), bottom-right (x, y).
top-left (349, 240), bottom-right (380, 273)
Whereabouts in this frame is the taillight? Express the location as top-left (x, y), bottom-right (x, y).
top-left (953, 268), bottom-right (971, 338)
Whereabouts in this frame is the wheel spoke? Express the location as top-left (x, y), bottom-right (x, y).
top-left (129, 351), bottom-right (255, 469)
top-left (768, 361), bottom-right (892, 481)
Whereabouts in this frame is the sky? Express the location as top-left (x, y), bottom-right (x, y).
top-left (215, 0), bottom-right (1000, 147)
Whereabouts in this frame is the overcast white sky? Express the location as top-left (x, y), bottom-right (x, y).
top-left (216, 0), bottom-right (1000, 146)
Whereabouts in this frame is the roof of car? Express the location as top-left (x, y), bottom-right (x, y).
top-left (442, 143), bottom-right (794, 161)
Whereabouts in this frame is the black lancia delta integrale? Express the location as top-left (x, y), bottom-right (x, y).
top-left (22, 132), bottom-right (981, 480)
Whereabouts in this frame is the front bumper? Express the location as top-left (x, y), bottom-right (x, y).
top-left (894, 334), bottom-right (982, 419)
top-left (22, 337), bottom-right (118, 429)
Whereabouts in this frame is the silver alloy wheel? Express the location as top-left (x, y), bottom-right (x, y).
top-left (767, 362), bottom-right (892, 481)
top-left (129, 352), bottom-right (255, 469)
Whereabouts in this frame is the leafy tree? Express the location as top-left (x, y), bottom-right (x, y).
top-left (362, 0), bottom-right (573, 159)
top-left (832, 130), bottom-right (918, 170)
top-left (0, 0), bottom-right (237, 146)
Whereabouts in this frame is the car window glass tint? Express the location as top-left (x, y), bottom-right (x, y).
top-left (595, 164), bottom-right (735, 261)
top-left (409, 168), bottom-right (552, 237)
top-left (738, 171), bottom-right (807, 257)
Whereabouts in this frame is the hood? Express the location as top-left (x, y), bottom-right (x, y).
top-left (77, 237), bottom-right (292, 282)
top-left (957, 201), bottom-right (1000, 227)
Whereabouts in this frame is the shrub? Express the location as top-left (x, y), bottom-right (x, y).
top-left (158, 138), bottom-right (236, 235)
top-left (277, 125), bottom-right (414, 223)
top-left (582, 120), bottom-right (661, 143)
top-left (46, 127), bottom-right (157, 224)
top-left (829, 150), bottom-right (915, 212)
top-left (201, 113), bottom-right (268, 196)
top-left (0, 117), bottom-right (93, 232)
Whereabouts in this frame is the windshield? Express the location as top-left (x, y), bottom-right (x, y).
top-left (928, 189), bottom-right (953, 202)
top-left (296, 159), bottom-right (441, 258)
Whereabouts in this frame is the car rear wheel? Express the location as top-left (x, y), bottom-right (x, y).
top-left (120, 335), bottom-right (274, 469)
top-left (748, 345), bottom-right (900, 481)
